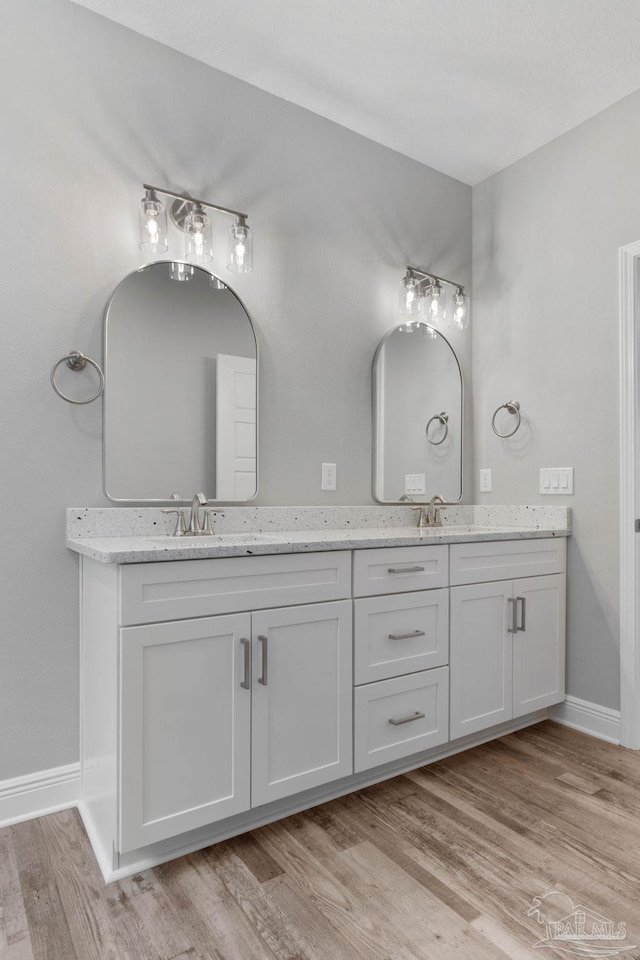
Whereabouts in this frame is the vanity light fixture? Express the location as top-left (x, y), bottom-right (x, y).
top-left (138, 184), bottom-right (253, 274)
top-left (398, 266), bottom-right (469, 331)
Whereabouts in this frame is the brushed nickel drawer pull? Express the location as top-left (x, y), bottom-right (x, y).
top-left (388, 630), bottom-right (426, 641)
top-left (258, 634), bottom-right (268, 685)
top-left (387, 566), bottom-right (425, 574)
top-left (517, 596), bottom-right (526, 631)
top-left (240, 638), bottom-right (251, 690)
top-left (507, 597), bottom-right (518, 634)
top-left (389, 711), bottom-right (425, 726)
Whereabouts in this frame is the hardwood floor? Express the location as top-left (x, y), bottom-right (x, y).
top-left (2, 720), bottom-right (640, 960)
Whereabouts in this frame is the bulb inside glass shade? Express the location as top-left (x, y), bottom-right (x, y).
top-left (228, 219), bottom-right (253, 273)
top-left (398, 275), bottom-right (422, 316)
top-left (424, 281), bottom-right (445, 323)
top-left (138, 193), bottom-right (168, 253)
top-left (452, 291), bottom-right (469, 329)
top-left (184, 203), bottom-right (213, 264)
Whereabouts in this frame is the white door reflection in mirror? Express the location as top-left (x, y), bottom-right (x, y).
top-left (216, 354), bottom-right (257, 500)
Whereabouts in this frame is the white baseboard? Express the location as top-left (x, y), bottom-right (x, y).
top-left (0, 762), bottom-right (80, 829)
top-left (551, 695), bottom-right (621, 745)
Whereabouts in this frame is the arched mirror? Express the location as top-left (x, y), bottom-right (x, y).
top-left (373, 322), bottom-right (463, 503)
top-left (104, 261), bottom-right (257, 502)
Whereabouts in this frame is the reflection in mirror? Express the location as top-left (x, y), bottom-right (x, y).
top-left (373, 322), bottom-right (463, 503)
top-left (104, 262), bottom-right (257, 503)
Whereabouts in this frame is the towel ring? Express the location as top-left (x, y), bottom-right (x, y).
top-left (50, 351), bottom-right (104, 405)
top-left (425, 411), bottom-right (449, 445)
top-left (491, 400), bottom-right (521, 438)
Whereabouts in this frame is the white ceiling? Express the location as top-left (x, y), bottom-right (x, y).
top-left (71, 0), bottom-right (640, 184)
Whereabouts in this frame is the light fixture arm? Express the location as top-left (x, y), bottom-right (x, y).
top-left (143, 184), bottom-right (248, 223)
top-left (405, 265), bottom-right (465, 295)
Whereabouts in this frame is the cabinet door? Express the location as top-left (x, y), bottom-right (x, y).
top-left (513, 574), bottom-right (566, 717)
top-left (119, 614), bottom-right (251, 853)
top-left (450, 582), bottom-right (513, 739)
top-left (251, 600), bottom-right (352, 806)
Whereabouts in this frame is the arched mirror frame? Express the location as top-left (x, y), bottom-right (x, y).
top-left (102, 261), bottom-right (259, 504)
top-left (372, 321), bottom-right (464, 504)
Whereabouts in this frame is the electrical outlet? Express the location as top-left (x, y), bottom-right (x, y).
top-left (479, 468), bottom-right (492, 492)
top-left (321, 462), bottom-right (337, 491)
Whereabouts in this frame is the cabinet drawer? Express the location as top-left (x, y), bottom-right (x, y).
top-left (353, 545), bottom-right (448, 597)
top-left (354, 667), bottom-right (449, 772)
top-left (119, 551), bottom-right (351, 625)
top-left (449, 537), bottom-right (566, 586)
top-left (354, 590), bottom-right (448, 684)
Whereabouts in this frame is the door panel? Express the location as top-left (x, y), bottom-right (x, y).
top-left (251, 600), bottom-right (352, 806)
top-left (513, 574), bottom-right (566, 717)
top-left (119, 613), bottom-right (251, 853)
top-left (450, 582), bottom-right (513, 739)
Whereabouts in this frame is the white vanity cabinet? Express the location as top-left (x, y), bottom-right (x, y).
top-left (77, 530), bottom-right (567, 882)
top-left (449, 539), bottom-right (566, 739)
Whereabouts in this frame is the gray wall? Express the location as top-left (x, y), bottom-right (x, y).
top-left (472, 89), bottom-right (640, 711)
top-left (0, 0), bottom-right (471, 779)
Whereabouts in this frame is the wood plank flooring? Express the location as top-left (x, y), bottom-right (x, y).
top-left (2, 720), bottom-right (640, 960)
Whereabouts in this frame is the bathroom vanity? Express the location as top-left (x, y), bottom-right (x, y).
top-left (67, 505), bottom-right (569, 882)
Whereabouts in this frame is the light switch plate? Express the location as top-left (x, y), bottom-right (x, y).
top-left (540, 467), bottom-right (574, 494)
top-left (405, 473), bottom-right (426, 495)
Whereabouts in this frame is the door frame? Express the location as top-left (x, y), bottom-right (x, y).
top-left (619, 239), bottom-right (640, 749)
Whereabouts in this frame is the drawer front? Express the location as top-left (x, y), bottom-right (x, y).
top-left (449, 537), bottom-right (566, 586)
top-left (120, 551), bottom-right (351, 625)
top-left (354, 667), bottom-right (449, 773)
top-left (354, 589), bottom-right (449, 684)
top-left (353, 545), bottom-right (448, 597)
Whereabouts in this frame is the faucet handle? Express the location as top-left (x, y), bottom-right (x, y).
top-left (203, 509), bottom-right (225, 534)
top-left (161, 507), bottom-right (187, 536)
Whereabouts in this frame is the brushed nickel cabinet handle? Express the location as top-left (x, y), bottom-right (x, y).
top-left (388, 711), bottom-right (425, 726)
top-left (240, 638), bottom-right (251, 689)
top-left (258, 634), bottom-right (268, 685)
top-left (507, 597), bottom-right (518, 634)
top-left (388, 630), bottom-right (426, 641)
top-left (517, 596), bottom-right (526, 632)
top-left (387, 566), bottom-right (425, 574)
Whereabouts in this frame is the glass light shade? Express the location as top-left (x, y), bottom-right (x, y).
top-left (169, 262), bottom-right (194, 282)
top-left (398, 275), bottom-right (422, 316)
top-left (184, 203), bottom-right (213, 264)
top-left (451, 291), bottom-right (470, 330)
top-left (424, 280), bottom-right (446, 324)
top-left (138, 193), bottom-right (168, 253)
top-left (228, 219), bottom-right (253, 273)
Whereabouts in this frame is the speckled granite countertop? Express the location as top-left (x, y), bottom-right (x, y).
top-left (66, 505), bottom-right (571, 564)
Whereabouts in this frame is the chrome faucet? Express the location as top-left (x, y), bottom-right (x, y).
top-left (426, 494), bottom-right (448, 526)
top-left (161, 493), bottom-right (225, 536)
top-left (400, 492), bottom-right (449, 527)
top-left (188, 492), bottom-right (208, 534)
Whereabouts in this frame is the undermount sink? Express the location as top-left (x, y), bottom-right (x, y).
top-left (150, 533), bottom-right (281, 546)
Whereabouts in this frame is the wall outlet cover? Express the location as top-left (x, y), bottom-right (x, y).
top-left (479, 468), bottom-right (492, 492)
top-left (321, 462), bottom-right (337, 491)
